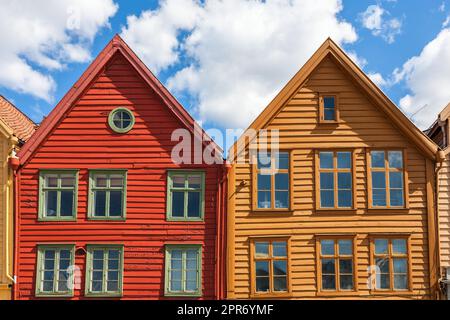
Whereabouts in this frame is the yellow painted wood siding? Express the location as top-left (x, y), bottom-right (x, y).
top-left (438, 152), bottom-right (450, 269)
top-left (229, 56), bottom-right (435, 299)
top-left (0, 133), bottom-right (13, 299)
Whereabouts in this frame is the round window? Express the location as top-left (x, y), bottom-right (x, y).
top-left (108, 107), bottom-right (135, 133)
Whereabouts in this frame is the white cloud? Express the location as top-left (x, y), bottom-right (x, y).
top-left (368, 72), bottom-right (388, 88)
top-left (360, 4), bottom-right (402, 44)
top-left (444, 15), bottom-right (450, 27)
top-left (0, 0), bottom-right (118, 101)
top-left (439, 2), bottom-right (446, 12)
top-left (123, 0), bottom-right (357, 129)
top-left (121, 0), bottom-right (201, 73)
top-left (394, 28), bottom-right (450, 129)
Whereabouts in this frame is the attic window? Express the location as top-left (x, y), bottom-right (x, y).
top-left (108, 107), bottom-right (135, 133)
top-left (319, 94), bottom-right (339, 123)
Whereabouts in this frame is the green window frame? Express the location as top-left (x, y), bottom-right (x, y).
top-left (85, 245), bottom-right (124, 297)
top-left (38, 170), bottom-right (79, 221)
top-left (166, 171), bottom-right (205, 221)
top-left (88, 170), bottom-right (127, 220)
top-left (35, 244), bottom-right (75, 297)
top-left (108, 107), bottom-right (135, 133)
top-left (164, 245), bottom-right (202, 297)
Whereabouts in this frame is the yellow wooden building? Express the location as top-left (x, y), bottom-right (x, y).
top-left (227, 39), bottom-right (442, 299)
top-left (427, 103), bottom-right (450, 299)
top-left (0, 96), bottom-right (35, 299)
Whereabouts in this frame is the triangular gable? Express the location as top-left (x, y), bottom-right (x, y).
top-left (229, 38), bottom-right (439, 161)
top-left (18, 34), bottom-right (223, 165)
top-left (0, 95), bottom-right (36, 142)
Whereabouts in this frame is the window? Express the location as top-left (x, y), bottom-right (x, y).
top-left (317, 238), bottom-right (355, 292)
top-left (254, 152), bottom-right (290, 210)
top-left (167, 171), bottom-right (205, 221)
top-left (316, 151), bottom-right (353, 209)
top-left (319, 95), bottom-right (338, 122)
top-left (85, 245), bottom-right (124, 297)
top-left (369, 150), bottom-right (406, 208)
top-left (108, 107), bottom-right (135, 133)
top-left (38, 170), bottom-right (78, 221)
top-left (35, 245), bottom-right (75, 297)
top-left (88, 170), bottom-right (127, 220)
top-left (165, 245), bottom-right (202, 296)
top-left (371, 237), bottom-right (410, 291)
top-left (251, 239), bottom-right (289, 295)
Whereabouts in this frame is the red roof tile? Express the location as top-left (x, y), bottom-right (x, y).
top-left (0, 95), bottom-right (36, 141)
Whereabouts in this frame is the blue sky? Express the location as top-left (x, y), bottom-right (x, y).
top-left (2, 0), bottom-right (450, 140)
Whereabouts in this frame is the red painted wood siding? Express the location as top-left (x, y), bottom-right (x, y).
top-left (16, 52), bottom-right (223, 299)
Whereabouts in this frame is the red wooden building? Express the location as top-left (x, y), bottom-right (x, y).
top-left (14, 35), bottom-right (227, 299)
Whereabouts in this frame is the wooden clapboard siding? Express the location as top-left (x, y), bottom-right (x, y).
top-left (0, 123), bottom-right (15, 300)
top-left (15, 37), bottom-right (225, 300)
top-left (438, 152), bottom-right (450, 268)
top-left (227, 41), bottom-right (438, 300)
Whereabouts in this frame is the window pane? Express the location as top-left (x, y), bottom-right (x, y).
top-left (43, 281), bottom-right (53, 292)
top-left (372, 172), bottom-right (386, 189)
top-left (108, 271), bottom-right (119, 281)
top-left (276, 152), bottom-right (289, 170)
top-left (393, 258), bottom-right (407, 273)
top-left (171, 258), bottom-right (182, 270)
top-left (257, 152), bottom-right (271, 169)
top-left (373, 189), bottom-right (387, 207)
top-left (60, 191), bottom-right (74, 216)
top-left (45, 250), bottom-right (55, 260)
top-left (273, 242), bottom-right (287, 257)
top-left (95, 175), bottom-right (107, 188)
top-left (371, 151), bottom-right (385, 168)
top-left (186, 280), bottom-right (198, 291)
top-left (375, 239), bottom-right (389, 255)
top-left (187, 192), bottom-right (201, 217)
top-left (392, 239), bottom-right (407, 255)
top-left (338, 240), bottom-right (352, 255)
top-left (377, 274), bottom-right (390, 290)
top-left (170, 280), bottom-right (182, 291)
top-left (324, 109), bottom-right (335, 121)
top-left (110, 175), bottom-right (123, 188)
top-left (394, 275), bottom-right (408, 290)
top-left (322, 259), bottom-right (335, 274)
top-left (94, 191), bottom-right (106, 216)
top-left (390, 189), bottom-right (404, 207)
top-left (108, 259), bottom-right (119, 270)
top-left (61, 175), bottom-right (75, 187)
top-left (320, 190), bottom-right (334, 208)
top-left (107, 281), bottom-right (119, 292)
top-left (255, 261), bottom-right (269, 276)
top-left (44, 258), bottom-right (54, 270)
top-left (109, 191), bottom-right (123, 217)
top-left (59, 258), bottom-right (70, 270)
top-left (320, 172), bottom-right (334, 189)
top-left (319, 152), bottom-right (333, 169)
top-left (338, 172), bottom-right (351, 189)
top-left (388, 151), bottom-right (403, 169)
top-left (93, 250), bottom-right (103, 260)
top-left (45, 191), bottom-right (58, 216)
top-left (275, 173), bottom-right (288, 190)
top-left (321, 240), bottom-right (335, 256)
top-left (376, 258), bottom-right (390, 273)
top-left (258, 191), bottom-right (271, 209)
top-left (322, 275), bottom-right (336, 290)
top-left (171, 191), bottom-right (185, 217)
top-left (273, 261), bottom-right (287, 276)
top-left (46, 175), bottom-right (58, 188)
top-left (337, 152), bottom-right (351, 169)
top-left (339, 259), bottom-right (353, 274)
top-left (255, 242), bottom-right (269, 257)
top-left (273, 277), bottom-right (287, 292)
top-left (323, 97), bottom-right (335, 108)
top-left (257, 174), bottom-right (271, 190)
top-left (275, 191), bottom-right (288, 209)
top-left (121, 111), bottom-right (131, 121)
top-left (172, 176), bottom-right (185, 188)
top-left (389, 172), bottom-right (403, 189)
top-left (188, 176), bottom-right (202, 189)
top-left (340, 275), bottom-right (353, 290)
top-left (256, 277), bottom-right (269, 292)
top-left (338, 190), bottom-right (352, 208)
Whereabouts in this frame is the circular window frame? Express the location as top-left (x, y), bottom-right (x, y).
top-left (108, 107), bottom-right (135, 133)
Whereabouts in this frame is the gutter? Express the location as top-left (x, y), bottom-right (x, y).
top-left (435, 149), bottom-right (446, 299)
